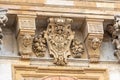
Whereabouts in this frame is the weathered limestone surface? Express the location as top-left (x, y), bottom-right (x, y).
top-left (0, 0), bottom-right (120, 80)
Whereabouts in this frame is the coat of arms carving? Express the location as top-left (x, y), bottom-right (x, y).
top-left (32, 17), bottom-right (84, 65)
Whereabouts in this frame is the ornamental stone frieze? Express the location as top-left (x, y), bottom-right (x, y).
top-left (0, 8), bottom-right (8, 49)
top-left (17, 15), bottom-right (36, 59)
top-left (32, 17), bottom-right (84, 65)
top-left (82, 18), bottom-right (104, 63)
top-left (107, 15), bottom-right (120, 63)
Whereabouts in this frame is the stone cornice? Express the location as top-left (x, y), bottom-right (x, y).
top-left (0, 0), bottom-right (119, 19)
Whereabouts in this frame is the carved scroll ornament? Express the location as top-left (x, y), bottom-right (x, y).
top-left (32, 17), bottom-right (84, 65)
top-left (45, 18), bottom-right (74, 65)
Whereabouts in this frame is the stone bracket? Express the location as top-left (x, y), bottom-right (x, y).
top-left (16, 15), bottom-right (36, 59)
top-left (83, 18), bottom-right (104, 63)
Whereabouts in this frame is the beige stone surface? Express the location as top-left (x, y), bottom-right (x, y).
top-left (0, 0), bottom-right (120, 80)
top-left (12, 64), bottom-right (108, 80)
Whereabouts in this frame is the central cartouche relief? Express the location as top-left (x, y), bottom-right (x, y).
top-left (32, 18), bottom-right (84, 65)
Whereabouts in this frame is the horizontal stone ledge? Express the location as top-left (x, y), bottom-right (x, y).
top-left (0, 55), bottom-right (118, 63)
top-left (7, 10), bottom-right (114, 20)
top-left (0, 2), bottom-right (119, 17)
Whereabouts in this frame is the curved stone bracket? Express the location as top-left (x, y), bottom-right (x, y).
top-left (83, 18), bottom-right (104, 63)
top-left (17, 15), bottom-right (36, 59)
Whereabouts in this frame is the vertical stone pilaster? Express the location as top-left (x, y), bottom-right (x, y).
top-left (17, 15), bottom-right (36, 59)
top-left (83, 18), bottom-right (104, 63)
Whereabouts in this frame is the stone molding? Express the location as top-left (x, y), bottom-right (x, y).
top-left (12, 64), bottom-right (109, 80)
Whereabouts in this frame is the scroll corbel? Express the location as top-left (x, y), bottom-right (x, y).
top-left (17, 15), bottom-right (36, 59)
top-left (83, 18), bottom-right (104, 63)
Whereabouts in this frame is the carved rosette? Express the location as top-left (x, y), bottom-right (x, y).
top-left (0, 9), bottom-right (8, 49)
top-left (83, 18), bottom-right (104, 63)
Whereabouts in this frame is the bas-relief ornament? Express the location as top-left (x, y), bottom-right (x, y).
top-left (32, 33), bottom-right (46, 57)
top-left (0, 9), bottom-right (8, 49)
top-left (88, 37), bottom-right (102, 62)
top-left (32, 17), bottom-right (84, 65)
top-left (107, 15), bottom-right (120, 63)
top-left (70, 39), bottom-right (84, 58)
top-left (18, 34), bottom-right (33, 59)
top-left (44, 18), bottom-right (74, 65)
top-left (91, 37), bottom-right (102, 50)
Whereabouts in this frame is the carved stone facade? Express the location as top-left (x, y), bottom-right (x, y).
top-left (32, 17), bottom-right (84, 65)
top-left (1, 1), bottom-right (120, 80)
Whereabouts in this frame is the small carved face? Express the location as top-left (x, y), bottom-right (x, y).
top-left (91, 38), bottom-right (101, 50)
top-left (23, 34), bottom-right (32, 47)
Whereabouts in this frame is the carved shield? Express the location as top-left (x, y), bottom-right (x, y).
top-left (44, 18), bottom-right (74, 65)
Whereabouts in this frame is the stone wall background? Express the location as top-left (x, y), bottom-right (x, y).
top-left (0, 26), bottom-right (119, 80)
